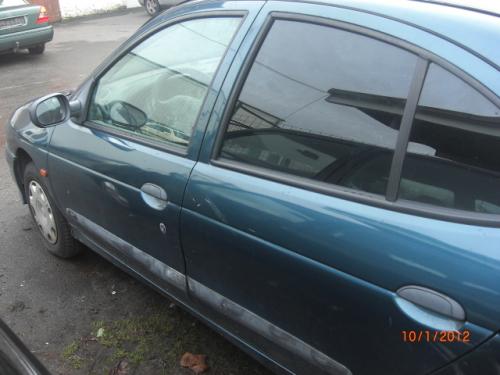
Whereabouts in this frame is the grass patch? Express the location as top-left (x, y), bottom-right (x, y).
top-left (91, 312), bottom-right (174, 366)
top-left (60, 302), bottom-right (272, 374)
top-left (60, 305), bottom-right (188, 372)
top-left (62, 340), bottom-right (84, 369)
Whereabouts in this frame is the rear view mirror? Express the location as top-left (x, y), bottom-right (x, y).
top-left (109, 101), bottom-right (147, 130)
top-left (29, 93), bottom-right (70, 127)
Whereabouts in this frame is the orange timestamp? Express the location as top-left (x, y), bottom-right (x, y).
top-left (401, 330), bottom-right (471, 343)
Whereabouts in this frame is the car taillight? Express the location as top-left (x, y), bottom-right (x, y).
top-left (36, 6), bottom-right (49, 24)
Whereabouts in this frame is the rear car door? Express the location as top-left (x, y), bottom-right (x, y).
top-left (181, 3), bottom-right (500, 375)
top-left (47, 5), bottom-right (259, 299)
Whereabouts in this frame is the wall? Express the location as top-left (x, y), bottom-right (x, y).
top-left (58, 0), bottom-right (140, 19)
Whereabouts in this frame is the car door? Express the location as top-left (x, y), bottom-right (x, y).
top-left (46, 6), bottom-right (256, 299)
top-left (180, 3), bottom-right (499, 375)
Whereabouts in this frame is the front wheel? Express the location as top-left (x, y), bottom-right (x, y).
top-left (28, 44), bottom-right (45, 55)
top-left (23, 162), bottom-right (82, 258)
top-left (144, 0), bottom-right (160, 16)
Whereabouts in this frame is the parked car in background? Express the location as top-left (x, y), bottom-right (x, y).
top-left (4, 0), bottom-right (500, 374)
top-left (0, 0), bottom-right (53, 55)
top-left (138, 0), bottom-right (183, 16)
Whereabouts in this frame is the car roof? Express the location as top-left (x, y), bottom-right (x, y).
top-left (298, 0), bottom-right (500, 71)
top-left (179, 0), bottom-right (499, 71)
top-left (414, 0), bottom-right (500, 17)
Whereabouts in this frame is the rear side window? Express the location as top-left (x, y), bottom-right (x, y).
top-left (400, 63), bottom-right (500, 213)
top-left (219, 20), bottom-right (418, 196)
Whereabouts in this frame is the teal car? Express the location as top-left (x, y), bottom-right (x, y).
top-left (4, 0), bottom-right (500, 374)
top-left (0, 0), bottom-right (53, 55)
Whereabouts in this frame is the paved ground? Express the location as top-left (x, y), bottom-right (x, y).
top-left (0, 11), bottom-right (271, 375)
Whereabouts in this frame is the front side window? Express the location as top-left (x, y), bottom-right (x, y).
top-left (88, 17), bottom-right (241, 147)
top-left (218, 20), bottom-right (418, 195)
top-left (400, 63), bottom-right (500, 213)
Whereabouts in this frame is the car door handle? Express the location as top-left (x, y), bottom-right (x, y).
top-left (99, 134), bottom-right (135, 151)
top-left (140, 183), bottom-right (167, 210)
top-left (395, 285), bottom-right (466, 331)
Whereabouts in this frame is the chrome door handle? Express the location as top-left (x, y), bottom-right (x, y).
top-left (395, 285), bottom-right (466, 331)
top-left (140, 183), bottom-right (167, 210)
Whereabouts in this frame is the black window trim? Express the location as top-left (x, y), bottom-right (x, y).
top-left (386, 57), bottom-right (429, 202)
top-left (81, 10), bottom-right (248, 158)
top-left (210, 11), bottom-right (500, 227)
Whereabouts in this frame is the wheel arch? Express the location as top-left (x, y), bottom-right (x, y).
top-left (13, 148), bottom-right (34, 204)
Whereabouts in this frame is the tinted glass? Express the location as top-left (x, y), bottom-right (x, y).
top-left (400, 63), bottom-right (500, 213)
top-left (219, 20), bottom-right (418, 195)
top-left (88, 17), bottom-right (241, 147)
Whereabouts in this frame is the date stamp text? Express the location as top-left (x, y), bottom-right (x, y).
top-left (401, 330), bottom-right (470, 343)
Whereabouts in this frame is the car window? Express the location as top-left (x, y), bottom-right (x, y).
top-left (218, 20), bottom-right (418, 195)
top-left (88, 17), bottom-right (241, 148)
top-left (399, 63), bottom-right (500, 213)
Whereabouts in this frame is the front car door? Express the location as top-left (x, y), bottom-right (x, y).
top-left (181, 2), bottom-right (500, 375)
top-left (46, 3), bottom-right (261, 299)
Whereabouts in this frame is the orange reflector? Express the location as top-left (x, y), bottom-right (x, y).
top-left (39, 169), bottom-right (48, 177)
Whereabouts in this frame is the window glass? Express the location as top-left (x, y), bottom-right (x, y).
top-left (219, 20), bottom-right (418, 195)
top-left (88, 17), bottom-right (241, 147)
top-left (400, 63), bottom-right (500, 213)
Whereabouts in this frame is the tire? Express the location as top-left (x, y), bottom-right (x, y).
top-left (23, 162), bottom-right (82, 258)
top-left (28, 44), bottom-right (45, 55)
top-left (144, 0), bottom-right (160, 16)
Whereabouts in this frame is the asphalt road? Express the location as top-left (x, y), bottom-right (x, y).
top-left (0, 11), bottom-right (271, 375)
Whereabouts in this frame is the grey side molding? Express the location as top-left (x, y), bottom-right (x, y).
top-left (66, 209), bottom-right (185, 292)
top-left (188, 278), bottom-right (352, 375)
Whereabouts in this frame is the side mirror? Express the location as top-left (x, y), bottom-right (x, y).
top-left (29, 93), bottom-right (81, 127)
top-left (108, 101), bottom-right (147, 130)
